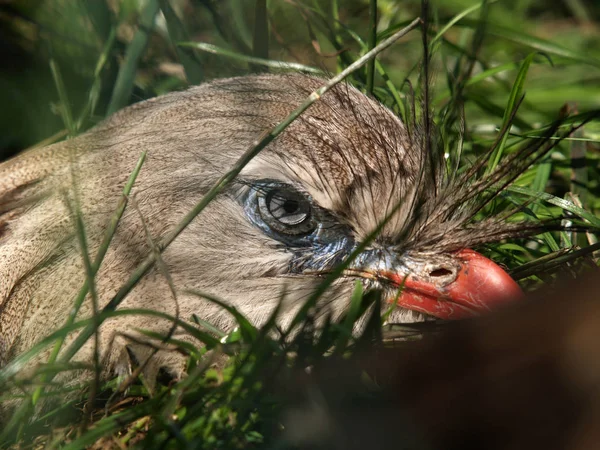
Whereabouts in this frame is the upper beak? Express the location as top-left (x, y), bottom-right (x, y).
top-left (379, 249), bottom-right (523, 320)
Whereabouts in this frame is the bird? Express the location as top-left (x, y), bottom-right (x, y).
top-left (0, 73), bottom-right (555, 393)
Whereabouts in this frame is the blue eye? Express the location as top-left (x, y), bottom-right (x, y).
top-left (257, 187), bottom-right (316, 236)
top-left (241, 181), bottom-right (352, 252)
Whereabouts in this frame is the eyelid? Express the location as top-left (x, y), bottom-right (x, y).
top-left (251, 180), bottom-right (312, 201)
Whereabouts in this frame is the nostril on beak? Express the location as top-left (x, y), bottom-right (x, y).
top-left (429, 268), bottom-right (453, 278)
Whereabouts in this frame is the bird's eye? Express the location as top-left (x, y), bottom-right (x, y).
top-left (257, 188), bottom-right (316, 235)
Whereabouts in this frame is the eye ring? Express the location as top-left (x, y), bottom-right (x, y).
top-left (257, 188), bottom-right (316, 236)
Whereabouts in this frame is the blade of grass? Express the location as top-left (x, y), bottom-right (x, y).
top-left (329, 0), bottom-right (341, 46)
top-left (333, 280), bottom-right (364, 355)
top-left (186, 290), bottom-right (258, 343)
top-left (76, 26), bottom-right (118, 131)
top-left (250, 0), bottom-right (268, 73)
top-left (366, 0), bottom-right (378, 94)
top-left (107, 0), bottom-right (160, 115)
top-left (322, 0), bottom-right (342, 73)
top-left (179, 42), bottom-right (322, 73)
top-left (467, 93), bottom-right (530, 130)
top-left (82, 0), bottom-right (114, 43)
top-left (64, 166), bottom-right (102, 431)
top-left (297, 0), bottom-right (364, 82)
top-left (354, 291), bottom-right (383, 351)
top-left (433, 61), bottom-right (519, 105)
top-left (114, 308), bottom-right (221, 346)
top-left (529, 156), bottom-right (560, 251)
top-left (26, 129), bottom-right (69, 151)
top-left (49, 58), bottom-right (75, 135)
top-left (569, 123), bottom-right (590, 248)
top-left (159, 0), bottom-right (204, 85)
top-left (196, 0), bottom-right (251, 53)
top-left (457, 19), bottom-right (600, 68)
top-left (430, 0), bottom-right (493, 46)
top-left (128, 329), bottom-right (198, 355)
top-left (485, 52), bottom-right (541, 175)
top-left (438, 0), bottom-right (491, 162)
top-left (570, 124), bottom-right (588, 206)
top-left (511, 241), bottom-right (600, 279)
top-left (508, 185), bottom-right (600, 227)
top-left (229, 0), bottom-right (253, 48)
top-left (191, 314), bottom-right (226, 338)
top-left (339, 25), bottom-right (404, 116)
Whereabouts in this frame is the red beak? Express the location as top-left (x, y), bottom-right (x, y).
top-left (383, 249), bottom-right (523, 320)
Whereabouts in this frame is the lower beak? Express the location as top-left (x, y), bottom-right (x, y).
top-left (381, 249), bottom-right (523, 320)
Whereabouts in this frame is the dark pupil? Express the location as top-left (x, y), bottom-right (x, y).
top-left (266, 192), bottom-right (309, 225)
top-left (282, 199), bottom-right (299, 214)
top-left (259, 188), bottom-right (314, 232)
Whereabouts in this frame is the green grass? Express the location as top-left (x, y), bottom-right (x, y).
top-left (1, 0), bottom-right (599, 447)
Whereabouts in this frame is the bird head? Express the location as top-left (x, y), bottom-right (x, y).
top-left (145, 73), bottom-right (524, 328)
top-left (211, 75), bottom-right (523, 323)
top-left (0, 74), bottom-right (537, 368)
